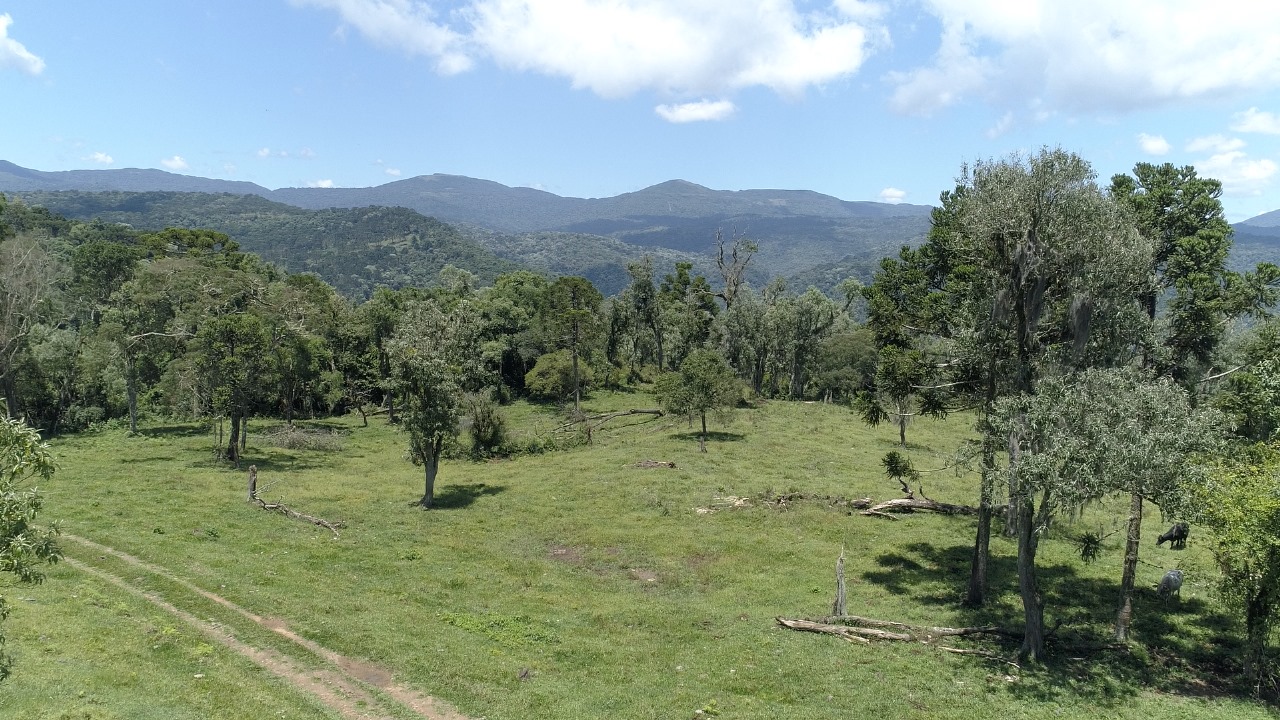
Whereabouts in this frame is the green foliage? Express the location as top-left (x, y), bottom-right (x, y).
top-left (1191, 444), bottom-right (1280, 688)
top-left (524, 349), bottom-right (593, 403)
top-left (463, 391), bottom-right (509, 458)
top-left (654, 349), bottom-right (740, 450)
top-left (0, 416), bottom-right (60, 681)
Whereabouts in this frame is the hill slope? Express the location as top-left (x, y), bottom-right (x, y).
top-left (12, 190), bottom-right (520, 298)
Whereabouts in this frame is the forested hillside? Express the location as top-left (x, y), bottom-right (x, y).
top-left (12, 190), bottom-right (519, 297)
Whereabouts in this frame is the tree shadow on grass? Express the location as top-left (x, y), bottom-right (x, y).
top-left (858, 540), bottom-right (1259, 705)
top-left (423, 483), bottom-right (508, 510)
top-left (138, 424), bottom-right (209, 438)
top-left (668, 431), bottom-right (747, 444)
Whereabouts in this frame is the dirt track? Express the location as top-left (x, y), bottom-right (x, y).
top-left (62, 533), bottom-right (469, 720)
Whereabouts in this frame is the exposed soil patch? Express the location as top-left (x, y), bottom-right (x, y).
top-left (547, 544), bottom-right (584, 564)
top-left (629, 568), bottom-right (659, 583)
top-left (62, 533), bottom-right (470, 720)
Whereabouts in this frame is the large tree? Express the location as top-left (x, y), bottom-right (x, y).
top-left (947, 149), bottom-right (1152, 655)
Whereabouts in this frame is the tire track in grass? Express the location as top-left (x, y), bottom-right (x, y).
top-left (62, 533), bottom-right (469, 720)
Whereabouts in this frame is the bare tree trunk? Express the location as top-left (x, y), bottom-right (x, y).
top-left (832, 549), bottom-right (847, 616)
top-left (699, 412), bottom-right (708, 453)
top-left (126, 366), bottom-right (139, 434)
top-left (1, 370), bottom-right (18, 419)
top-left (240, 417), bottom-right (248, 453)
top-left (966, 489), bottom-right (993, 606)
top-left (1016, 498), bottom-right (1044, 662)
top-left (247, 465), bottom-right (258, 501)
top-left (1114, 492), bottom-right (1144, 640)
top-left (227, 414), bottom-right (242, 464)
top-left (421, 439), bottom-right (442, 508)
top-left (572, 345), bottom-right (581, 413)
top-left (898, 418), bottom-right (907, 447)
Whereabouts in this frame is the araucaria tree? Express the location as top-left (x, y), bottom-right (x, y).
top-left (654, 348), bottom-right (740, 452)
top-left (388, 300), bottom-right (485, 508)
top-left (0, 416), bottom-right (60, 681)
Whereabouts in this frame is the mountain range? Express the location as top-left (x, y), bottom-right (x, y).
top-left (1, 161), bottom-right (1274, 297)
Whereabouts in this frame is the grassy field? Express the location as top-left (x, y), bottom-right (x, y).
top-left (0, 393), bottom-right (1272, 719)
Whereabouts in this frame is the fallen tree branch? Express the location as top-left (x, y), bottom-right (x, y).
top-left (554, 408), bottom-right (664, 432)
top-left (253, 497), bottom-right (344, 539)
top-left (247, 465), bottom-right (344, 538)
top-left (777, 615), bottom-right (1019, 665)
top-left (860, 497), bottom-right (978, 516)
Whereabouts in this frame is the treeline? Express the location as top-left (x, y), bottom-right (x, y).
top-left (0, 195), bottom-right (879, 447)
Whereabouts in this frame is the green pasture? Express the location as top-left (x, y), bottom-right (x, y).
top-left (0, 394), bottom-right (1270, 719)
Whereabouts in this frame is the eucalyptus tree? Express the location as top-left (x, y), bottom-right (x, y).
top-left (388, 299), bottom-right (487, 508)
top-left (0, 234), bottom-right (64, 418)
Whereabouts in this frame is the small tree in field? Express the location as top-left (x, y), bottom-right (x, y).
top-left (388, 300), bottom-right (485, 508)
top-left (654, 349), bottom-right (740, 452)
top-left (0, 416), bottom-right (60, 681)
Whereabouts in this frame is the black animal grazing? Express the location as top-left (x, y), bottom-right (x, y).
top-left (1157, 522), bottom-right (1189, 549)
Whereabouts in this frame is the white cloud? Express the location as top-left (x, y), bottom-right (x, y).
top-left (878, 187), bottom-right (906, 204)
top-left (161, 155), bottom-right (189, 170)
top-left (385, 167), bottom-right (402, 176)
top-left (1197, 150), bottom-right (1277, 196)
top-left (1232, 107), bottom-right (1280, 134)
top-left (296, 1), bottom-right (885, 101)
top-left (88, 152), bottom-right (114, 165)
top-left (892, 2), bottom-right (1280, 116)
top-left (1137, 133), bottom-right (1170, 155)
top-left (292, 0), bottom-right (472, 74)
top-left (985, 112), bottom-right (1014, 138)
top-left (1186, 134), bottom-right (1245, 153)
top-left (655, 99), bottom-right (735, 123)
top-left (257, 147), bottom-right (272, 157)
top-left (307, 179), bottom-right (336, 188)
top-left (299, 147), bottom-right (316, 158)
top-left (0, 14), bottom-right (45, 76)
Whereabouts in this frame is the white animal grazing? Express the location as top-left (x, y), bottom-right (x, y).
top-left (1157, 569), bottom-right (1184, 602)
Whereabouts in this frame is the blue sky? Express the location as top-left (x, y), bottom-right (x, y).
top-left (3, 1), bottom-right (1280, 221)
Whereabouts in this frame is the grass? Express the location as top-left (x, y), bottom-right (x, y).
top-left (0, 393), bottom-right (1273, 719)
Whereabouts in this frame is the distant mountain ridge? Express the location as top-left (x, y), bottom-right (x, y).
top-left (0, 160), bottom-right (937, 280)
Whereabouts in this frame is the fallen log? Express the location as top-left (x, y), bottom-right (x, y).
top-left (860, 497), bottom-right (978, 516)
top-left (777, 615), bottom-right (1016, 643)
top-left (775, 617), bottom-right (912, 642)
top-left (253, 497), bottom-right (344, 539)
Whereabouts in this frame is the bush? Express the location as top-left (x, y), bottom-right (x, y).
top-left (463, 392), bottom-right (508, 458)
top-left (525, 350), bottom-right (594, 403)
